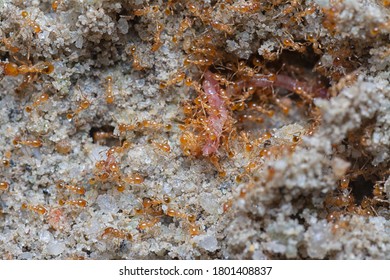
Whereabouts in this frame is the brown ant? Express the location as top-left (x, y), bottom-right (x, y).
top-left (66, 88), bottom-right (91, 120)
top-left (0, 181), bottom-right (9, 191)
top-left (13, 136), bottom-right (43, 148)
top-left (165, 207), bottom-right (201, 236)
top-left (211, 20), bottom-right (234, 35)
top-left (25, 92), bottom-right (49, 113)
top-left (55, 139), bottom-right (72, 155)
top-left (52, 1), bottom-right (63, 12)
top-left (230, 1), bottom-right (261, 13)
top-left (137, 217), bottom-right (160, 231)
top-left (56, 180), bottom-right (85, 195)
top-left (105, 140), bottom-right (131, 157)
top-left (173, 17), bottom-right (192, 43)
top-left (21, 11), bottom-right (41, 33)
top-left (151, 23), bottom-right (164, 52)
top-left (305, 32), bottom-right (323, 55)
top-left (123, 173), bottom-right (144, 185)
top-left (159, 71), bottom-right (185, 89)
top-left (133, 5), bottom-right (160, 16)
top-left (127, 46), bottom-right (146, 71)
top-left (280, 37), bottom-right (306, 53)
top-left (101, 227), bottom-right (132, 241)
top-left (1, 34), bottom-right (54, 91)
top-left (59, 198), bottom-right (88, 208)
top-left (92, 131), bottom-right (116, 145)
top-left (152, 140), bottom-right (171, 153)
top-left (21, 203), bottom-right (47, 215)
top-left (1, 61), bottom-right (54, 83)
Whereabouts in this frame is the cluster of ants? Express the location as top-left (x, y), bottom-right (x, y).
top-left (1, 0), bottom-right (389, 249)
top-left (155, 0), bottom-right (388, 233)
top-left (324, 167), bottom-right (389, 232)
top-left (0, 8), bottom-right (54, 208)
top-left (102, 195), bottom-right (201, 241)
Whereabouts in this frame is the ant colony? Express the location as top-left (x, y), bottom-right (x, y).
top-left (0, 0), bottom-right (388, 260)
